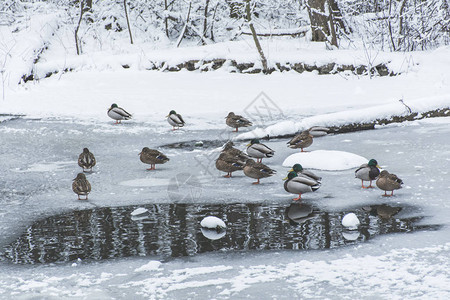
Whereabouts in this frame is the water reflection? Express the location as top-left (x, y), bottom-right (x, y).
top-left (0, 202), bottom-right (439, 264)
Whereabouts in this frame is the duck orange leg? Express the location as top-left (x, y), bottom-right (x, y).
top-left (293, 194), bottom-right (302, 201)
top-left (367, 180), bottom-right (374, 188)
top-left (361, 180), bottom-right (368, 189)
top-left (224, 172), bottom-right (232, 178)
top-left (252, 179), bottom-right (260, 184)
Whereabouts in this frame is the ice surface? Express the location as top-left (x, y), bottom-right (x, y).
top-left (0, 117), bottom-right (449, 299)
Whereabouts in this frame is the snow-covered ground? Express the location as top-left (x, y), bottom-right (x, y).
top-left (1, 4), bottom-right (450, 298)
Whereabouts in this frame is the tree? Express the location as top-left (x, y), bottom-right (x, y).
top-left (245, 0), bottom-right (268, 73)
top-left (306, 0), bottom-right (339, 47)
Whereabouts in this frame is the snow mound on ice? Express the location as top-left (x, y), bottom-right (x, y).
top-left (200, 216), bottom-right (226, 229)
top-left (342, 213), bottom-right (360, 230)
top-left (282, 150), bottom-right (367, 171)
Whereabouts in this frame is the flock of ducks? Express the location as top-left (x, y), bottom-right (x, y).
top-left (72, 104), bottom-right (404, 201)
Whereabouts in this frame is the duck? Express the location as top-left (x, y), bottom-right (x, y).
top-left (167, 110), bottom-right (185, 130)
top-left (355, 159), bottom-right (380, 188)
top-left (78, 148), bottom-right (96, 172)
top-left (289, 163), bottom-right (322, 182)
top-left (308, 126), bottom-right (330, 137)
top-left (222, 141), bottom-right (249, 161)
top-left (376, 170), bottom-right (403, 197)
top-left (215, 152), bottom-right (245, 178)
top-left (287, 130), bottom-right (313, 152)
top-left (226, 112), bottom-right (252, 132)
top-left (243, 159), bottom-right (276, 184)
top-left (283, 171), bottom-right (321, 201)
top-left (139, 147), bottom-right (169, 170)
top-left (108, 103), bottom-right (132, 124)
top-left (72, 173), bottom-right (91, 200)
top-left (246, 139), bottom-right (275, 163)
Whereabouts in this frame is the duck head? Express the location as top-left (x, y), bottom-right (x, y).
top-left (139, 147), bottom-right (151, 155)
top-left (247, 139), bottom-right (260, 147)
top-left (283, 171), bottom-right (298, 181)
top-left (368, 159), bottom-right (381, 168)
top-left (290, 164), bottom-right (303, 173)
top-left (74, 173), bottom-right (87, 181)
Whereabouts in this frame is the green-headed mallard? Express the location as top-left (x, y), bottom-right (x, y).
top-left (78, 148), bottom-right (96, 172)
top-left (215, 152), bottom-right (245, 178)
top-left (72, 173), bottom-right (91, 200)
top-left (376, 170), bottom-right (403, 196)
top-left (167, 110), bottom-right (185, 130)
top-left (289, 164), bottom-right (322, 182)
top-left (243, 159), bottom-right (276, 184)
top-left (355, 158), bottom-right (380, 188)
top-left (287, 130), bottom-right (313, 152)
top-left (246, 139), bottom-right (275, 163)
top-left (283, 171), bottom-right (321, 201)
top-left (108, 103), bottom-right (132, 124)
top-left (139, 147), bottom-right (169, 170)
top-left (226, 112), bottom-right (252, 132)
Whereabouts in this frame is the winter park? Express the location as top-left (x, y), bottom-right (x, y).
top-left (0, 0), bottom-right (450, 299)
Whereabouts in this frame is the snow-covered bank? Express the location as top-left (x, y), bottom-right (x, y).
top-left (1, 239), bottom-right (449, 299)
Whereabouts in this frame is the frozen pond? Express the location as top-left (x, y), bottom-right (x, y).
top-left (1, 202), bottom-right (438, 264)
top-left (0, 116), bottom-right (449, 298)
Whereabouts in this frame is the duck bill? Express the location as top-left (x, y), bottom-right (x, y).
top-left (246, 143), bottom-right (251, 147)
top-left (282, 176), bottom-right (288, 180)
top-left (138, 152), bottom-right (142, 156)
top-left (289, 168), bottom-right (293, 172)
top-left (376, 165), bottom-right (381, 169)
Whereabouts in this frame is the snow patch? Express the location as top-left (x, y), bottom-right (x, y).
top-left (282, 150), bottom-right (367, 170)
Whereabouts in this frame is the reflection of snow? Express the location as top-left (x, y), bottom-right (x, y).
top-left (282, 150), bottom-right (367, 171)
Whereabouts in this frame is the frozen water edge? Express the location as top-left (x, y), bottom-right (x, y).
top-left (0, 117), bottom-right (449, 298)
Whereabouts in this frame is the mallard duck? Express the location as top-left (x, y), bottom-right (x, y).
top-left (308, 126), bottom-right (330, 137)
top-left (222, 141), bottom-right (249, 161)
top-left (355, 159), bottom-right (380, 188)
top-left (139, 147), bottom-right (169, 170)
top-left (108, 103), bottom-right (132, 124)
top-left (376, 170), bottom-right (403, 196)
top-left (72, 173), bottom-right (91, 200)
top-left (78, 148), bottom-right (96, 172)
top-left (226, 112), bottom-right (252, 132)
top-left (289, 164), bottom-right (322, 182)
top-left (283, 171), bottom-right (321, 201)
top-left (243, 159), bottom-right (276, 184)
top-left (246, 139), bottom-right (275, 163)
top-left (287, 130), bottom-right (313, 152)
top-left (167, 110), bottom-right (185, 130)
top-left (215, 152), bottom-right (245, 178)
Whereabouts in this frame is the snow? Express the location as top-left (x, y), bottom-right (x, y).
top-left (0, 3), bottom-right (450, 299)
top-left (200, 216), bottom-right (226, 229)
top-left (282, 150), bottom-right (368, 171)
top-left (341, 213), bottom-right (360, 229)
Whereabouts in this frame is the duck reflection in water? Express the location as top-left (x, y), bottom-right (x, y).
top-left (286, 203), bottom-right (317, 225)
